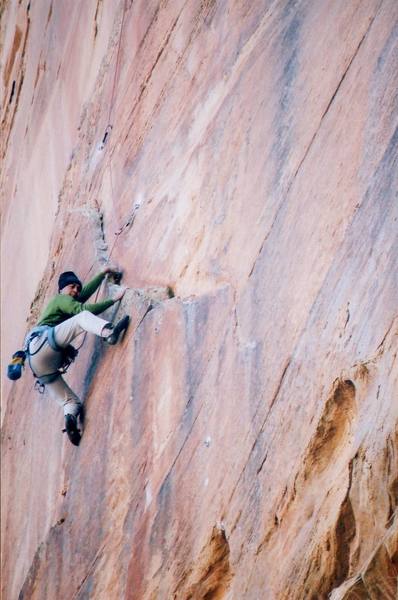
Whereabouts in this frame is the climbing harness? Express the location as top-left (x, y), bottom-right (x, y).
top-left (25, 327), bottom-right (79, 393)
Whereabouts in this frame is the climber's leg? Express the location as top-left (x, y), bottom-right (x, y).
top-left (54, 311), bottom-right (130, 348)
top-left (104, 315), bottom-right (130, 345)
top-left (29, 334), bottom-right (64, 377)
top-left (29, 336), bottom-right (81, 415)
top-left (45, 376), bottom-right (82, 417)
top-left (28, 335), bottom-right (82, 416)
top-left (53, 311), bottom-right (111, 348)
top-left (64, 414), bottom-right (81, 446)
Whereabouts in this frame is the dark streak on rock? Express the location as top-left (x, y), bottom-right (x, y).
top-left (344, 303), bottom-right (351, 330)
top-left (271, 4), bottom-right (301, 183)
top-left (288, 4), bottom-right (382, 186)
top-left (2, 14), bottom-right (31, 158)
top-left (18, 541), bottom-right (46, 600)
top-left (80, 337), bottom-right (107, 402)
top-left (9, 80), bottom-right (16, 103)
top-left (94, 0), bottom-right (102, 40)
top-left (120, 0), bottom-right (218, 155)
top-left (182, 296), bottom-right (211, 428)
top-left (149, 473), bottom-right (173, 552)
top-left (256, 451), bottom-right (268, 475)
top-left (46, 2), bottom-right (53, 27)
top-left (249, 2), bottom-right (382, 282)
top-left (122, 9), bottom-right (182, 146)
top-left (228, 357), bottom-right (292, 504)
top-left (72, 544), bottom-right (106, 600)
top-left (376, 317), bottom-right (397, 351)
top-left (17, 520), bottom-right (65, 599)
top-left (376, 18), bottom-right (398, 72)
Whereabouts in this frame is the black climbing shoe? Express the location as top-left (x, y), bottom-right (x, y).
top-left (105, 315), bottom-right (130, 345)
top-left (63, 414), bottom-right (81, 446)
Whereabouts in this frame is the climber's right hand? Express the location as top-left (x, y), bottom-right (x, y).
top-left (113, 286), bottom-right (127, 302)
top-left (101, 264), bottom-right (120, 275)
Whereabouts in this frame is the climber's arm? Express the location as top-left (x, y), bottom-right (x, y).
top-left (59, 294), bottom-right (115, 316)
top-left (78, 272), bottom-right (106, 302)
top-left (79, 266), bottom-right (121, 302)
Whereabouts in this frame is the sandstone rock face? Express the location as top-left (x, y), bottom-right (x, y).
top-left (1, 1), bottom-right (397, 599)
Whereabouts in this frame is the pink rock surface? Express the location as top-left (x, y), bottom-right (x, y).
top-left (1, 1), bottom-right (397, 598)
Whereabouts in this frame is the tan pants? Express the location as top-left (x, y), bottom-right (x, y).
top-left (28, 311), bottom-right (110, 416)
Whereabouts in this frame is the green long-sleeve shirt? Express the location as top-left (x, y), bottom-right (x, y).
top-left (37, 272), bottom-right (115, 327)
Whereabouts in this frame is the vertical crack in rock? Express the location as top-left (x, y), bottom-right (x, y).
top-left (300, 459), bottom-right (356, 598)
top-left (386, 431), bottom-right (398, 524)
top-left (227, 357), bottom-right (292, 504)
top-left (26, 198), bottom-right (109, 330)
top-left (121, 5), bottom-right (186, 146)
top-left (8, 79), bottom-right (16, 103)
top-left (1, 7), bottom-right (30, 158)
top-left (3, 25), bottom-right (23, 90)
top-left (45, 2), bottom-right (53, 28)
top-left (17, 519), bottom-right (65, 600)
top-left (17, 541), bottom-right (45, 600)
top-left (288, 0), bottom-right (383, 187)
top-left (71, 544), bottom-right (106, 600)
top-left (343, 303), bottom-right (351, 332)
top-left (248, 1), bottom-right (383, 281)
top-left (68, 203), bottom-right (110, 266)
top-left (80, 334), bottom-right (107, 404)
top-left (123, 0), bottom-right (218, 146)
top-left (137, 12), bottom-right (181, 103)
top-left (329, 460), bottom-right (356, 592)
top-left (376, 316), bottom-right (397, 352)
top-left (93, 0), bottom-right (102, 40)
top-left (173, 525), bottom-right (232, 600)
top-left (85, 202), bottom-right (109, 267)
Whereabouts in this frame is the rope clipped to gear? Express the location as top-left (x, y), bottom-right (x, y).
top-left (84, 0), bottom-right (129, 284)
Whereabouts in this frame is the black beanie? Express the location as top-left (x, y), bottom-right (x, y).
top-left (58, 271), bottom-right (82, 292)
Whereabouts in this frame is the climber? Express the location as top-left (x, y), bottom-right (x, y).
top-left (25, 266), bottom-right (129, 446)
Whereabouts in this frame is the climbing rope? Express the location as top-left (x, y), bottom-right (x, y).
top-left (102, 0), bottom-right (128, 247)
top-left (75, 0), bottom-right (129, 351)
top-left (107, 0), bottom-right (127, 126)
top-left (82, 0), bottom-right (128, 285)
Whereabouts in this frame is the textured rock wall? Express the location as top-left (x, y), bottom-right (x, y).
top-left (1, 0), bottom-right (397, 599)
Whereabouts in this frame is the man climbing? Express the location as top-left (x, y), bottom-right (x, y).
top-left (25, 266), bottom-right (129, 446)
